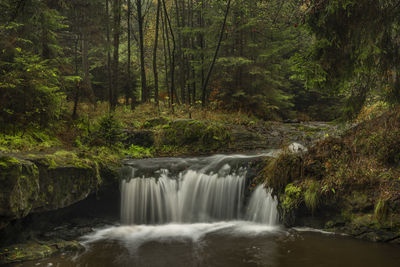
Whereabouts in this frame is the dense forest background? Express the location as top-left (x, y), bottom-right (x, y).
top-left (1, 0), bottom-right (400, 139)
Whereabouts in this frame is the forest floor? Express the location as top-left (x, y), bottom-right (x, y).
top-left (0, 102), bottom-right (340, 159)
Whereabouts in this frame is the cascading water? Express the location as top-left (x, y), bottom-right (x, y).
top-left (22, 155), bottom-right (399, 267)
top-left (120, 154), bottom-right (279, 225)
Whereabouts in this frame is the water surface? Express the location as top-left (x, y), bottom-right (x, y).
top-left (17, 224), bottom-right (400, 267)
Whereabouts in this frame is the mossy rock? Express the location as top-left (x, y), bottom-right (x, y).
top-left (0, 156), bottom-right (39, 228)
top-left (0, 240), bottom-right (84, 264)
top-left (0, 152), bottom-right (112, 229)
top-left (32, 157), bottom-right (102, 212)
top-left (160, 119), bottom-right (231, 152)
top-left (143, 116), bottom-right (170, 129)
top-left (263, 152), bottom-right (303, 194)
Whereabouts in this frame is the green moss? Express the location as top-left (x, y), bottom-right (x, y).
top-left (36, 150), bottom-right (94, 170)
top-left (351, 214), bottom-right (375, 227)
top-left (263, 152), bottom-right (303, 194)
top-left (0, 157), bottom-right (39, 219)
top-left (325, 220), bottom-right (335, 228)
top-left (304, 180), bottom-right (320, 214)
top-left (0, 156), bottom-right (21, 168)
top-left (125, 145), bottom-right (153, 158)
top-left (375, 198), bottom-right (388, 223)
top-left (0, 131), bottom-right (61, 153)
top-left (281, 183), bottom-right (302, 216)
top-left (160, 120), bottom-right (230, 152)
top-left (0, 243), bottom-right (54, 264)
top-left (47, 185), bottom-right (54, 194)
top-left (143, 117), bottom-right (170, 128)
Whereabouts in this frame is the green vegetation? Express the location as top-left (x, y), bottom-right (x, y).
top-left (281, 183), bottom-right (302, 218)
top-left (160, 120), bottom-right (230, 152)
top-left (262, 152), bottom-right (303, 194)
top-left (259, 109), bottom-right (400, 240)
top-left (301, 0), bottom-right (400, 119)
top-left (304, 180), bottom-right (320, 215)
top-left (375, 198), bottom-right (388, 223)
top-left (0, 240), bottom-right (83, 264)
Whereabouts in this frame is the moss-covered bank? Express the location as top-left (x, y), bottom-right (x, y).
top-left (0, 151), bottom-right (120, 231)
top-left (261, 109), bottom-right (400, 243)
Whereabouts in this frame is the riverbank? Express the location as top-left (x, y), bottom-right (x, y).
top-left (262, 108), bottom-right (400, 243)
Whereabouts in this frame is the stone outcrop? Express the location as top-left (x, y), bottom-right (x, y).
top-left (0, 154), bottom-right (119, 230)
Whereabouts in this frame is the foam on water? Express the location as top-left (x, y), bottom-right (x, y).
top-left (81, 222), bottom-right (280, 253)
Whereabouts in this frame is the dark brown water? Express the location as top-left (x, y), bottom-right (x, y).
top-left (13, 223), bottom-right (400, 267)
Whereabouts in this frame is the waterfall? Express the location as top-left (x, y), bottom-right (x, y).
top-left (121, 154), bottom-right (279, 225)
top-left (245, 186), bottom-right (279, 225)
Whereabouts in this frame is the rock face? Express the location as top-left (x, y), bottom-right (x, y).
top-left (0, 154), bottom-right (119, 230)
top-left (0, 157), bottom-right (39, 229)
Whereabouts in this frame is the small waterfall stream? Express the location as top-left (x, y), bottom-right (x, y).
top-left (28, 154), bottom-right (400, 267)
top-left (120, 154), bottom-right (279, 225)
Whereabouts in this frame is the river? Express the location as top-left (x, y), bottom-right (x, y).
top-left (14, 154), bottom-right (400, 267)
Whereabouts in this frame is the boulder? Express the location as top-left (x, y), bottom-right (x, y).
top-left (0, 156), bottom-right (39, 228)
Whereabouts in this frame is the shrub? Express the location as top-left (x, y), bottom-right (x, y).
top-left (91, 114), bottom-right (125, 147)
top-left (0, 49), bottom-right (64, 131)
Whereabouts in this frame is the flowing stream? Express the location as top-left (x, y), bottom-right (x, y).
top-left (18, 153), bottom-right (400, 267)
top-left (120, 154), bottom-right (278, 225)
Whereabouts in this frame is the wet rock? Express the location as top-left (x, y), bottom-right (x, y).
top-left (0, 240), bottom-right (84, 265)
top-left (355, 230), bottom-right (400, 243)
top-left (0, 156), bottom-right (39, 229)
top-left (32, 165), bottom-right (100, 213)
top-left (55, 240), bottom-right (84, 252)
top-left (288, 142), bottom-right (307, 153)
top-left (229, 127), bottom-right (276, 151)
top-left (43, 225), bottom-right (93, 241)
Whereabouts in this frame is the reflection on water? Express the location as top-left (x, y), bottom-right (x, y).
top-left (16, 223), bottom-right (400, 267)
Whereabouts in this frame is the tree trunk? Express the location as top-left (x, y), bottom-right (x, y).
top-left (201, 0), bottom-right (231, 107)
top-left (82, 30), bottom-right (94, 104)
top-left (161, 8), bottom-right (171, 107)
top-left (199, 0), bottom-right (205, 100)
top-left (72, 36), bottom-right (80, 119)
top-left (112, 0), bottom-right (121, 109)
top-left (127, 0), bottom-right (133, 108)
top-left (137, 0), bottom-right (148, 102)
top-left (153, 0), bottom-right (161, 107)
top-left (162, 0), bottom-right (177, 110)
top-left (106, 0), bottom-right (113, 111)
